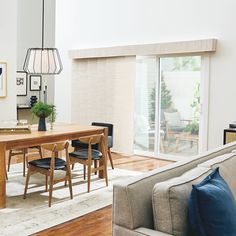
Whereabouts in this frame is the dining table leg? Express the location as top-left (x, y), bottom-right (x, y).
top-left (0, 143), bottom-right (6, 208)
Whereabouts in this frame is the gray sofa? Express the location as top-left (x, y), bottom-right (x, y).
top-left (112, 141), bottom-right (236, 236)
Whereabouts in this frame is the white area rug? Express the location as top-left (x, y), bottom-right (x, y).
top-left (0, 163), bottom-right (141, 236)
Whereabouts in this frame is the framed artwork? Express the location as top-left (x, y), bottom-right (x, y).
top-left (0, 62), bottom-right (7, 98)
top-left (16, 71), bottom-right (27, 96)
top-left (30, 75), bottom-right (42, 91)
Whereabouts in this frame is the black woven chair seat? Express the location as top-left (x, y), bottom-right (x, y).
top-left (69, 149), bottom-right (102, 160)
top-left (29, 157), bottom-right (66, 170)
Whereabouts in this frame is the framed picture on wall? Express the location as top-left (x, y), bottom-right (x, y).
top-left (30, 75), bottom-right (42, 91)
top-left (16, 71), bottom-right (27, 96)
top-left (0, 62), bottom-right (7, 98)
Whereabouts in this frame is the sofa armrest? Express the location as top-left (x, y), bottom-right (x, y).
top-left (112, 162), bottom-right (192, 230)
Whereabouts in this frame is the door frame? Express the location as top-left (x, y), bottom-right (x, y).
top-left (153, 54), bottom-right (210, 161)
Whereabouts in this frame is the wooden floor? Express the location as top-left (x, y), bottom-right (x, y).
top-left (8, 151), bottom-right (172, 236)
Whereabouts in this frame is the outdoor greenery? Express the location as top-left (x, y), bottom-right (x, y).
top-left (150, 79), bottom-right (173, 122)
top-left (184, 82), bottom-right (200, 134)
top-left (162, 56), bottom-right (201, 72)
top-left (160, 78), bottom-right (173, 109)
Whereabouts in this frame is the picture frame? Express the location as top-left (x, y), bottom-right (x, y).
top-left (0, 62), bottom-right (7, 98)
top-left (30, 75), bottom-right (42, 91)
top-left (16, 71), bottom-right (27, 96)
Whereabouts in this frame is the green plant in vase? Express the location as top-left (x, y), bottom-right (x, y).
top-left (31, 102), bottom-right (55, 131)
top-left (48, 105), bottom-right (56, 130)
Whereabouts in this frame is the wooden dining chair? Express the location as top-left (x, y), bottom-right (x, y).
top-left (8, 146), bottom-right (43, 177)
top-left (72, 122), bottom-right (114, 169)
top-left (23, 142), bottom-right (73, 207)
top-left (69, 134), bottom-right (108, 193)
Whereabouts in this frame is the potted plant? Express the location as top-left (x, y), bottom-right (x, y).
top-left (31, 102), bottom-right (56, 131)
top-left (48, 105), bottom-right (56, 130)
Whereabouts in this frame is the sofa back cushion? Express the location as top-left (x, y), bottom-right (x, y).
top-left (188, 168), bottom-right (236, 236)
top-left (198, 152), bottom-right (236, 197)
top-left (152, 152), bottom-right (236, 236)
top-left (152, 167), bottom-right (211, 236)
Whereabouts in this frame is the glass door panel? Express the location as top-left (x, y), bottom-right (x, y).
top-left (159, 56), bottom-right (201, 157)
top-left (134, 56), bottom-right (158, 154)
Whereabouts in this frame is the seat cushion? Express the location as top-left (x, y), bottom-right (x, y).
top-left (188, 168), bottom-right (236, 236)
top-left (29, 157), bottom-right (66, 170)
top-left (69, 149), bottom-right (102, 160)
top-left (152, 166), bottom-right (212, 236)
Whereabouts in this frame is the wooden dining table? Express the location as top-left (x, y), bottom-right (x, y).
top-left (0, 123), bottom-right (108, 208)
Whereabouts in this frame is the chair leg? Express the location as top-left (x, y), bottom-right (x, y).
top-left (94, 160), bottom-right (97, 175)
top-left (108, 148), bottom-right (114, 169)
top-left (48, 174), bottom-right (54, 207)
top-left (23, 150), bottom-right (27, 177)
top-left (8, 150), bottom-right (12, 172)
top-left (23, 166), bottom-right (31, 199)
top-left (66, 167), bottom-right (73, 199)
top-left (87, 164), bottom-right (91, 193)
top-left (45, 175), bottom-right (48, 192)
top-left (83, 164), bottom-right (86, 180)
top-left (104, 163), bottom-right (108, 187)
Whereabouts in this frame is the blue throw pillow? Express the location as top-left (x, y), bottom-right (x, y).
top-left (188, 168), bottom-right (236, 236)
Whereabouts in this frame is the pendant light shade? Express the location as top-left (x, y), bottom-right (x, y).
top-left (23, 48), bottom-right (63, 74)
top-left (23, 0), bottom-right (63, 75)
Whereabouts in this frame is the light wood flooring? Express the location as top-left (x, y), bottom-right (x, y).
top-left (7, 151), bottom-right (172, 236)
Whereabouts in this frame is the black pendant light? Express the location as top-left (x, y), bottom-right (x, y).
top-left (23, 0), bottom-right (63, 74)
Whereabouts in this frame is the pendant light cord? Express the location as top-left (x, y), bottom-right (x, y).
top-left (42, 0), bottom-right (45, 49)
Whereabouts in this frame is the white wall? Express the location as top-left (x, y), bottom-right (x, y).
top-left (0, 0), bottom-right (17, 121)
top-left (55, 0), bottom-right (236, 151)
top-left (17, 0), bottom-right (56, 105)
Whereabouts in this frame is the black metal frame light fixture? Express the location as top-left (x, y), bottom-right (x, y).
top-left (23, 0), bottom-right (63, 75)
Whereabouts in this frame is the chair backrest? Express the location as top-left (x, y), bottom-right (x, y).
top-left (79, 134), bottom-right (106, 161)
top-left (42, 141), bottom-right (69, 153)
top-left (41, 142), bottom-right (70, 170)
top-left (164, 111), bottom-right (182, 127)
top-left (79, 134), bottom-right (103, 145)
top-left (91, 122), bottom-right (113, 137)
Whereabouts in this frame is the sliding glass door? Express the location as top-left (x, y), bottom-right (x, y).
top-left (134, 56), bottom-right (158, 155)
top-left (134, 55), bottom-right (205, 159)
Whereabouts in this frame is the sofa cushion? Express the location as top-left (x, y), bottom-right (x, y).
top-left (152, 167), bottom-right (212, 236)
top-left (188, 168), bottom-right (236, 236)
top-left (198, 152), bottom-right (236, 197)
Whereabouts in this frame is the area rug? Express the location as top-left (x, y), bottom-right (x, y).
top-left (0, 163), bottom-right (141, 236)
